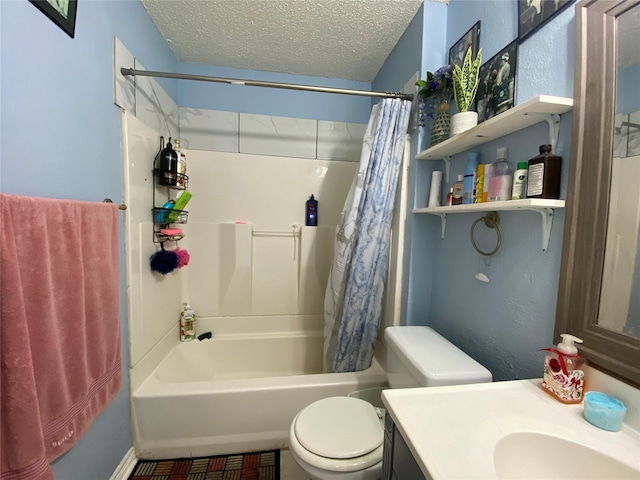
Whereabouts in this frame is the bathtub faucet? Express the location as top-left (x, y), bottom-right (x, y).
top-left (197, 332), bottom-right (212, 341)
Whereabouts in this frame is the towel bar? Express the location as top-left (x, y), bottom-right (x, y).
top-left (103, 198), bottom-right (127, 210)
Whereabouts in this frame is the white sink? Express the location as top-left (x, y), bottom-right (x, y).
top-left (494, 432), bottom-right (639, 480)
top-left (382, 379), bottom-right (640, 479)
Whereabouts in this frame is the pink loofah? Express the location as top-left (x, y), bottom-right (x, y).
top-left (174, 248), bottom-right (190, 268)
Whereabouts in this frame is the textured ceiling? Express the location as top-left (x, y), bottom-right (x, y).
top-left (141, 0), bottom-right (425, 82)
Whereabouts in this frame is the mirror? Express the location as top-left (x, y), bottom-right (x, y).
top-left (555, 0), bottom-right (640, 386)
top-left (599, 5), bottom-right (640, 338)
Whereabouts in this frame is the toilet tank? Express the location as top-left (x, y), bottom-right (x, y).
top-left (385, 326), bottom-right (492, 388)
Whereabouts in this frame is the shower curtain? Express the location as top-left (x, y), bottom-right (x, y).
top-left (324, 97), bottom-right (412, 373)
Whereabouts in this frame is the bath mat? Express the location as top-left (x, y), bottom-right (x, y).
top-left (128, 449), bottom-right (280, 480)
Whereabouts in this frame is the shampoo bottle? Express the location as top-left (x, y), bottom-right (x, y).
top-left (180, 302), bottom-right (196, 342)
top-left (475, 164), bottom-right (486, 203)
top-left (488, 147), bottom-right (513, 202)
top-left (482, 163), bottom-right (492, 202)
top-left (156, 200), bottom-right (175, 223)
top-left (173, 138), bottom-right (188, 188)
top-left (511, 162), bottom-right (528, 200)
top-left (156, 138), bottom-right (178, 187)
top-left (306, 195), bottom-right (318, 226)
top-left (166, 191), bottom-right (192, 223)
top-left (541, 334), bottom-right (588, 404)
top-left (463, 152), bottom-right (480, 204)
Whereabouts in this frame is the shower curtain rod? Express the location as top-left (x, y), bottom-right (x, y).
top-left (120, 68), bottom-right (414, 101)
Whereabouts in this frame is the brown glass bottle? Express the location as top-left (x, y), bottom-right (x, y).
top-left (526, 145), bottom-right (561, 199)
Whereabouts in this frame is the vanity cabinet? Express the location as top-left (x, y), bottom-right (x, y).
top-left (414, 95), bottom-right (573, 251)
top-left (382, 413), bottom-right (426, 480)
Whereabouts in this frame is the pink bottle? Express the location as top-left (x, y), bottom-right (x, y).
top-left (488, 147), bottom-right (513, 202)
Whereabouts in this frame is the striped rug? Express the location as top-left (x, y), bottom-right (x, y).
top-left (128, 450), bottom-right (280, 480)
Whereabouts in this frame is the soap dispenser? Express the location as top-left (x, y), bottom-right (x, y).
top-left (541, 334), bottom-right (588, 404)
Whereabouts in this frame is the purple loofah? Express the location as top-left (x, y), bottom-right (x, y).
top-left (174, 248), bottom-right (190, 268)
top-left (150, 249), bottom-right (179, 274)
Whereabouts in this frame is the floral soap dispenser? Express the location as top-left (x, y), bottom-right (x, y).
top-left (541, 334), bottom-right (588, 404)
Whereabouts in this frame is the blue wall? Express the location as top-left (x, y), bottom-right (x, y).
top-left (177, 63), bottom-right (373, 123)
top-left (400, 2), bottom-right (449, 326)
top-left (0, 0), bottom-right (177, 200)
top-left (404, 0), bottom-right (577, 381)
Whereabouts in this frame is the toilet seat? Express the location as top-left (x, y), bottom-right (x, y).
top-left (289, 397), bottom-right (383, 473)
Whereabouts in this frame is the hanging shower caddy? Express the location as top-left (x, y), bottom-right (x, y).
top-left (152, 136), bottom-right (189, 244)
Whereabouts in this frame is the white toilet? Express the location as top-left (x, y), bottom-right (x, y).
top-left (288, 326), bottom-right (493, 480)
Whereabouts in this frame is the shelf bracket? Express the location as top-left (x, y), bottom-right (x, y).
top-left (524, 207), bottom-right (554, 251)
top-left (436, 213), bottom-right (447, 239)
top-left (525, 112), bottom-right (561, 152)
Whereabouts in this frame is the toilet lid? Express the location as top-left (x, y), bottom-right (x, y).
top-left (294, 397), bottom-right (383, 459)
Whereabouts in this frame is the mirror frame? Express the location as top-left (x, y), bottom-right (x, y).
top-left (556, 0), bottom-right (640, 387)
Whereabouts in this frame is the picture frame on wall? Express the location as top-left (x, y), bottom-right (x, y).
top-left (29, 0), bottom-right (78, 38)
top-left (449, 21), bottom-right (481, 70)
top-left (518, 0), bottom-right (574, 42)
top-left (475, 40), bottom-right (518, 123)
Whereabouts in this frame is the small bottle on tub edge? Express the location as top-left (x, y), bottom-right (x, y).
top-left (180, 302), bottom-right (196, 342)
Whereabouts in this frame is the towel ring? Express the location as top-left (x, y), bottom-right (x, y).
top-left (470, 212), bottom-right (501, 256)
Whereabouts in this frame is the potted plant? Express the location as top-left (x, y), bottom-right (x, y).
top-left (416, 64), bottom-right (454, 146)
top-left (451, 46), bottom-right (483, 135)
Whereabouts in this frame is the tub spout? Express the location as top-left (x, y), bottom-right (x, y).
top-left (197, 332), bottom-right (212, 341)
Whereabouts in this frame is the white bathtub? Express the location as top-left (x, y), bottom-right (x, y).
top-left (132, 315), bottom-right (388, 459)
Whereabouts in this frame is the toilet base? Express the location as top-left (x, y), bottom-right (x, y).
top-left (288, 445), bottom-right (382, 480)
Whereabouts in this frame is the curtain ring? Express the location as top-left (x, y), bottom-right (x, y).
top-left (470, 212), bottom-right (501, 256)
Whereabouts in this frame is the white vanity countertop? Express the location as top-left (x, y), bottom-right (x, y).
top-left (381, 379), bottom-right (640, 480)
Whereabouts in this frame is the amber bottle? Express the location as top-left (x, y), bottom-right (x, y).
top-left (526, 144), bottom-right (561, 199)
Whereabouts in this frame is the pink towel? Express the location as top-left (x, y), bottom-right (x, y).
top-left (0, 194), bottom-right (122, 480)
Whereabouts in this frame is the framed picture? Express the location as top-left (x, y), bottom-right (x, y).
top-left (29, 0), bottom-right (78, 38)
top-left (518, 0), bottom-right (574, 41)
top-left (449, 21), bottom-right (481, 70)
top-left (475, 40), bottom-right (518, 123)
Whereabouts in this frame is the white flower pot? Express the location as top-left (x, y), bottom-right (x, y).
top-left (451, 111), bottom-right (478, 135)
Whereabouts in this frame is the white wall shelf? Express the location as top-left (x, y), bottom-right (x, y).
top-left (416, 95), bottom-right (573, 183)
top-left (413, 199), bottom-right (565, 251)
